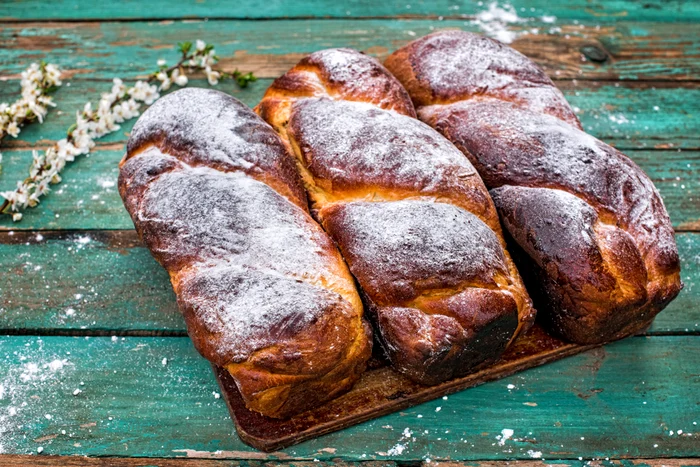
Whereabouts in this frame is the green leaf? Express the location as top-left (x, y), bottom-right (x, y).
top-left (178, 41), bottom-right (192, 55)
top-left (234, 70), bottom-right (257, 88)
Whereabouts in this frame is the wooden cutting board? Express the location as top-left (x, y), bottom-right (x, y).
top-left (213, 324), bottom-right (600, 452)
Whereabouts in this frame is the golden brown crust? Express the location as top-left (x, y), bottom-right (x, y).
top-left (256, 48), bottom-right (416, 131)
top-left (118, 88), bottom-right (372, 418)
top-left (258, 49), bottom-right (534, 384)
top-left (385, 31), bottom-right (682, 344)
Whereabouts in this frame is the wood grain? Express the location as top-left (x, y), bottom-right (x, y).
top-left (1, 457), bottom-right (697, 467)
top-left (0, 456), bottom-right (398, 466)
top-left (1, 231), bottom-right (697, 336)
top-left (2, 0), bottom-right (699, 22)
top-left (1, 148), bottom-right (696, 231)
top-left (217, 326), bottom-right (599, 451)
top-left (2, 80), bottom-right (697, 151)
top-left (0, 335), bottom-right (698, 460)
top-left (1, 20), bottom-right (699, 81)
top-left (0, 3), bottom-right (698, 463)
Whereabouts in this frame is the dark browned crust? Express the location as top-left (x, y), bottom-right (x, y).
top-left (385, 31), bottom-right (682, 344)
top-left (118, 88), bottom-right (372, 418)
top-left (258, 49), bottom-right (535, 385)
top-left (384, 30), bottom-right (580, 127)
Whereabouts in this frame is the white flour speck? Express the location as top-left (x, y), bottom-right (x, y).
top-left (498, 428), bottom-right (514, 445)
top-left (98, 178), bottom-right (116, 189)
top-left (47, 360), bottom-right (67, 371)
top-left (472, 3), bottom-right (523, 44)
top-left (387, 443), bottom-right (406, 456)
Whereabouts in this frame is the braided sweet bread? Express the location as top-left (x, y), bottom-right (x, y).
top-left (386, 31), bottom-right (682, 344)
top-left (119, 88), bottom-right (372, 418)
top-left (257, 49), bottom-right (534, 384)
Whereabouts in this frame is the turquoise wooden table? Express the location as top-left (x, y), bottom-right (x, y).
top-left (0, 1), bottom-right (699, 466)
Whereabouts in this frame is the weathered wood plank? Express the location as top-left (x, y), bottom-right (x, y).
top-left (0, 231), bottom-right (697, 336)
top-left (2, 0), bottom-right (699, 22)
top-left (0, 335), bottom-right (697, 460)
top-left (0, 457), bottom-right (697, 467)
top-left (2, 80), bottom-right (697, 151)
top-left (1, 149), bottom-right (696, 231)
top-left (1, 20), bottom-right (699, 81)
top-left (431, 461), bottom-right (700, 467)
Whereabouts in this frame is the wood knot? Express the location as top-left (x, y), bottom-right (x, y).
top-left (580, 44), bottom-right (609, 63)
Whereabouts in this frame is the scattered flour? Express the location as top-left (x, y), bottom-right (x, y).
top-left (498, 428), bottom-right (514, 446)
top-left (97, 178), bottom-right (116, 189)
top-left (472, 2), bottom-right (523, 44)
top-left (387, 443), bottom-right (406, 456)
top-left (527, 450), bottom-right (543, 458)
top-left (468, 3), bottom-right (558, 44)
top-left (385, 427), bottom-right (414, 457)
top-left (608, 114), bottom-right (630, 125)
top-left (0, 339), bottom-right (74, 453)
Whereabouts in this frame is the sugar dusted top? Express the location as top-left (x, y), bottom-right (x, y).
top-left (126, 87), bottom-right (307, 208)
top-left (385, 31), bottom-right (580, 127)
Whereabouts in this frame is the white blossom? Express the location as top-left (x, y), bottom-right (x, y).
top-left (156, 71), bottom-right (171, 91)
top-left (6, 122), bottom-right (19, 138)
top-left (2, 40), bottom-right (247, 221)
top-left (205, 66), bottom-right (221, 85)
top-left (1, 62), bottom-right (61, 141)
top-left (172, 68), bottom-right (188, 87)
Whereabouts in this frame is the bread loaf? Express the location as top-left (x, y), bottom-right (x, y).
top-left (118, 88), bottom-right (372, 418)
top-left (385, 31), bottom-right (682, 344)
top-left (257, 49), bottom-right (534, 384)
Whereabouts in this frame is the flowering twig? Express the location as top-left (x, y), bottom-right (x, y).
top-left (0, 40), bottom-right (255, 221)
top-left (0, 62), bottom-right (62, 174)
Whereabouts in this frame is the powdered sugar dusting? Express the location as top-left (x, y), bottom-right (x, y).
top-left (179, 263), bottom-right (350, 364)
top-left (125, 160), bottom-right (356, 363)
top-left (290, 98), bottom-right (486, 209)
top-left (325, 200), bottom-right (508, 304)
top-left (0, 339), bottom-right (74, 454)
top-left (498, 428), bottom-right (514, 445)
top-left (305, 48), bottom-right (415, 115)
top-left (138, 165), bottom-right (332, 280)
top-left (433, 99), bottom-right (677, 267)
top-left (472, 3), bottom-right (523, 44)
top-left (127, 87), bottom-right (306, 207)
top-left (120, 88), bottom-right (363, 368)
top-left (392, 31), bottom-right (579, 126)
